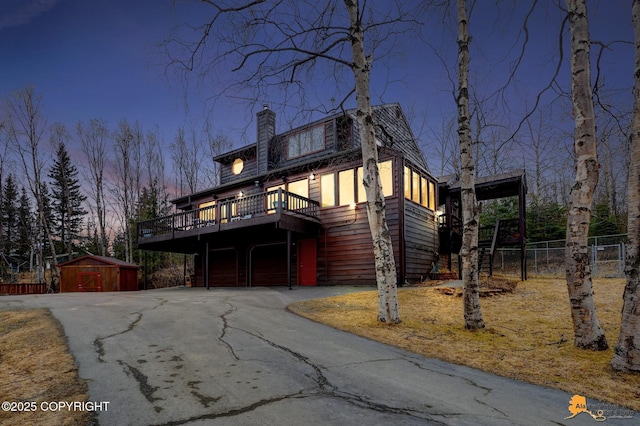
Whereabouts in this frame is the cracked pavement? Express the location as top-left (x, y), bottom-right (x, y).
top-left (2, 286), bottom-right (635, 425)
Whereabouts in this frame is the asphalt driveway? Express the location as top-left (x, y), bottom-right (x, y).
top-left (1, 286), bottom-right (636, 425)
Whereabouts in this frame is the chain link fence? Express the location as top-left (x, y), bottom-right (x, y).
top-left (491, 234), bottom-right (628, 278)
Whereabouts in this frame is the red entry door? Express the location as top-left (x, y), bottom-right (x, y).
top-left (297, 239), bottom-right (317, 286)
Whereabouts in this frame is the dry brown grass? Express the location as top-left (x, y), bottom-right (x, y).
top-left (0, 308), bottom-right (89, 426)
top-left (288, 277), bottom-right (640, 412)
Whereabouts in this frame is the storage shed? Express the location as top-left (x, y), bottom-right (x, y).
top-left (58, 255), bottom-right (139, 292)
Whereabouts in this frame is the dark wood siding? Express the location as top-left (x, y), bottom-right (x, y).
top-left (404, 201), bottom-right (438, 282)
top-left (317, 200), bottom-right (402, 285)
top-left (373, 105), bottom-right (428, 170)
top-left (58, 256), bottom-right (139, 292)
top-left (149, 103), bottom-right (442, 287)
top-left (220, 156), bottom-right (258, 185)
top-left (271, 121), bottom-right (337, 170)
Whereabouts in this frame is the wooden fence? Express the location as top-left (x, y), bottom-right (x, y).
top-left (0, 283), bottom-right (48, 295)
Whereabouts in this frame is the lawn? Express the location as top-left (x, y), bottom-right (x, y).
top-left (0, 308), bottom-right (89, 426)
top-left (288, 277), bottom-right (640, 412)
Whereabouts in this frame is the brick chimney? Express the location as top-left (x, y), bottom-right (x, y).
top-left (256, 104), bottom-right (275, 174)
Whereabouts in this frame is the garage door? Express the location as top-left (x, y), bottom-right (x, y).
top-left (208, 248), bottom-right (237, 287)
top-left (251, 243), bottom-right (287, 286)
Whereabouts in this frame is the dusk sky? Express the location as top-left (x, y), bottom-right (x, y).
top-left (0, 0), bottom-right (635, 178)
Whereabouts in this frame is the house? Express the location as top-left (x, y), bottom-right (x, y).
top-left (58, 255), bottom-right (139, 292)
top-left (137, 103), bottom-right (440, 287)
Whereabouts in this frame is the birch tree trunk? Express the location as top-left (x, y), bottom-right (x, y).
top-left (564, 0), bottom-right (607, 350)
top-left (457, 0), bottom-right (484, 330)
top-left (344, 0), bottom-right (400, 323)
top-left (78, 119), bottom-right (109, 256)
top-left (611, 0), bottom-right (640, 371)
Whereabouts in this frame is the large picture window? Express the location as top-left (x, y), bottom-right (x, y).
top-left (321, 160), bottom-right (394, 209)
top-left (338, 169), bottom-right (355, 206)
top-left (288, 179), bottom-right (308, 198)
top-left (320, 173), bottom-right (335, 207)
top-left (357, 160), bottom-right (393, 202)
top-left (288, 125), bottom-right (325, 158)
top-left (404, 165), bottom-right (436, 210)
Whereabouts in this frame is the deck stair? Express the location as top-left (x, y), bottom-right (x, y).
top-left (478, 218), bottom-right (522, 276)
top-left (478, 220), bottom-right (499, 276)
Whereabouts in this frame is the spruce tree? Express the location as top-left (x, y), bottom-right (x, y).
top-left (17, 187), bottom-right (33, 263)
top-left (37, 182), bottom-right (55, 267)
top-left (48, 142), bottom-right (87, 259)
top-left (2, 174), bottom-right (19, 258)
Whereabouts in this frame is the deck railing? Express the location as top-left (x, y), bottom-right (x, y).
top-left (0, 283), bottom-right (47, 295)
top-left (137, 189), bottom-right (319, 239)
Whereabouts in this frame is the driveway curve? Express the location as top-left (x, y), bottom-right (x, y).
top-left (1, 286), bottom-right (635, 425)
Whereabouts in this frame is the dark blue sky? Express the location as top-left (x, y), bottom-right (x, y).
top-left (0, 0), bottom-right (187, 137)
top-left (0, 0), bottom-right (634, 176)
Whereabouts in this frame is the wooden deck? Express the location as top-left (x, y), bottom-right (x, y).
top-left (137, 189), bottom-right (320, 252)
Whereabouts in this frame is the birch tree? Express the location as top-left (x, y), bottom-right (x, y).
top-left (564, 0), bottom-right (607, 350)
top-left (112, 120), bottom-right (143, 263)
top-left (4, 86), bottom-right (59, 289)
top-left (77, 119), bottom-right (109, 256)
top-left (344, 0), bottom-right (399, 322)
top-left (171, 126), bottom-right (201, 196)
top-left (612, 0), bottom-right (640, 372)
top-left (166, 0), bottom-right (418, 322)
top-left (457, 0), bottom-right (484, 330)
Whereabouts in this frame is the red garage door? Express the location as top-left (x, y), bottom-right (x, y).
top-left (251, 243), bottom-right (287, 286)
top-left (208, 248), bottom-right (238, 287)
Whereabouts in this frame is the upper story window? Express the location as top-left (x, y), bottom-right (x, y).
top-left (321, 160), bottom-right (394, 208)
top-left (338, 169), bottom-right (355, 206)
top-left (320, 173), bottom-right (335, 207)
top-left (288, 125), bottom-right (325, 159)
top-left (404, 165), bottom-right (436, 210)
top-left (288, 178), bottom-right (309, 198)
top-left (357, 160), bottom-right (393, 202)
top-left (231, 158), bottom-right (244, 175)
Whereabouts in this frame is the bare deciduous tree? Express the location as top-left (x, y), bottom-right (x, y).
top-left (171, 126), bottom-right (201, 196)
top-left (202, 122), bottom-right (232, 188)
top-left (612, 0), bottom-right (640, 372)
top-left (112, 120), bottom-right (143, 263)
top-left (143, 125), bottom-right (167, 192)
top-left (457, 0), bottom-right (484, 330)
top-left (4, 86), bottom-right (59, 289)
top-left (564, 0), bottom-right (607, 350)
top-left (77, 119), bottom-right (110, 256)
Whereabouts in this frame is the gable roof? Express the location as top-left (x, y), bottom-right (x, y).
top-left (173, 103), bottom-right (429, 206)
top-left (57, 255), bottom-right (139, 269)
